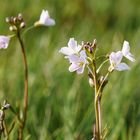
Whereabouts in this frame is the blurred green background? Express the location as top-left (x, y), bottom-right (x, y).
top-left (0, 0), bottom-right (140, 139)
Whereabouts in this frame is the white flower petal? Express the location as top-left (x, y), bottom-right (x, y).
top-left (69, 63), bottom-right (79, 72)
top-left (59, 47), bottom-right (74, 56)
top-left (39, 10), bottom-right (49, 23)
top-left (109, 51), bottom-right (123, 65)
top-left (35, 9), bottom-right (55, 26)
top-left (76, 44), bottom-right (82, 52)
top-left (68, 55), bottom-right (80, 63)
top-left (115, 63), bottom-right (130, 71)
top-left (68, 38), bottom-right (82, 53)
top-left (0, 36), bottom-right (10, 49)
top-left (44, 18), bottom-right (55, 26)
top-left (59, 38), bottom-right (82, 58)
top-left (68, 53), bottom-right (87, 74)
top-left (122, 41), bottom-right (135, 62)
top-left (68, 38), bottom-right (77, 49)
top-left (80, 50), bottom-right (87, 59)
top-left (122, 41), bottom-right (130, 56)
top-left (76, 64), bottom-right (85, 74)
top-left (124, 52), bottom-right (135, 62)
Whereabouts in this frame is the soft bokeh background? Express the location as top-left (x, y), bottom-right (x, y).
top-left (0, 0), bottom-right (140, 139)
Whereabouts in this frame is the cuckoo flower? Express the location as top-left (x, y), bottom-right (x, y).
top-left (59, 38), bottom-right (82, 57)
top-left (109, 51), bottom-right (130, 72)
top-left (0, 36), bottom-right (10, 49)
top-left (122, 41), bottom-right (135, 62)
top-left (35, 9), bottom-right (55, 26)
top-left (68, 50), bottom-right (87, 74)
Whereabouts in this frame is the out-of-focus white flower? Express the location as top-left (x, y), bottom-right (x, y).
top-left (109, 51), bottom-right (130, 71)
top-left (59, 38), bottom-right (82, 57)
top-left (35, 9), bottom-right (55, 26)
top-left (68, 50), bottom-right (87, 74)
top-left (0, 36), bottom-right (10, 49)
top-left (122, 41), bottom-right (135, 62)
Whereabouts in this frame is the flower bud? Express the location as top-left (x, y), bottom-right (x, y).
top-left (13, 17), bottom-right (18, 24)
top-left (89, 78), bottom-right (94, 87)
top-left (99, 76), bottom-right (108, 90)
top-left (9, 17), bottom-right (14, 24)
top-left (91, 39), bottom-right (97, 49)
top-left (83, 40), bottom-right (97, 54)
top-left (2, 104), bottom-right (10, 110)
top-left (83, 42), bottom-right (93, 53)
top-left (1, 100), bottom-right (10, 110)
top-left (9, 25), bottom-right (17, 31)
top-left (5, 17), bottom-right (10, 23)
top-left (18, 13), bottom-right (23, 21)
top-left (20, 22), bottom-right (26, 29)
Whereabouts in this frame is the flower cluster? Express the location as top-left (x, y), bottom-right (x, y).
top-left (0, 9), bottom-right (55, 49)
top-left (6, 13), bottom-right (26, 31)
top-left (59, 38), bottom-right (88, 74)
top-left (109, 41), bottom-right (135, 72)
top-left (59, 38), bottom-right (135, 140)
top-left (60, 38), bottom-right (135, 75)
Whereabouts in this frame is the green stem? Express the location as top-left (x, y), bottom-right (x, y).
top-left (8, 117), bottom-right (16, 135)
top-left (98, 98), bottom-right (102, 137)
top-left (92, 60), bottom-right (101, 140)
top-left (96, 59), bottom-right (109, 73)
top-left (22, 25), bottom-right (34, 37)
top-left (3, 121), bottom-right (9, 140)
top-left (95, 72), bottom-right (109, 99)
top-left (17, 30), bottom-right (28, 140)
top-left (94, 72), bottom-right (109, 140)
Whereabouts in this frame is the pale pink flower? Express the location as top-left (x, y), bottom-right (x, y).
top-left (122, 41), bottom-right (135, 62)
top-left (59, 38), bottom-right (82, 57)
top-left (109, 51), bottom-right (130, 71)
top-left (68, 50), bottom-right (87, 74)
top-left (35, 10), bottom-right (55, 26)
top-left (0, 36), bottom-right (10, 49)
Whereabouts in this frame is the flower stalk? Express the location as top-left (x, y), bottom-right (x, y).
top-left (17, 30), bottom-right (28, 140)
top-left (92, 60), bottom-right (101, 140)
top-left (0, 10), bottom-right (55, 139)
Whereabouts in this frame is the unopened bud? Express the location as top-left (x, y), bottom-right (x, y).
top-left (10, 17), bottom-right (14, 24)
top-left (13, 17), bottom-right (18, 24)
top-left (9, 25), bottom-right (17, 31)
top-left (83, 42), bottom-right (94, 53)
top-left (92, 39), bottom-right (97, 48)
top-left (18, 13), bottom-right (23, 21)
top-left (89, 78), bottom-right (94, 87)
top-left (20, 22), bottom-right (26, 28)
top-left (99, 76), bottom-right (108, 90)
top-left (2, 100), bottom-right (10, 110)
top-left (5, 17), bottom-right (10, 23)
top-left (3, 104), bottom-right (10, 110)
